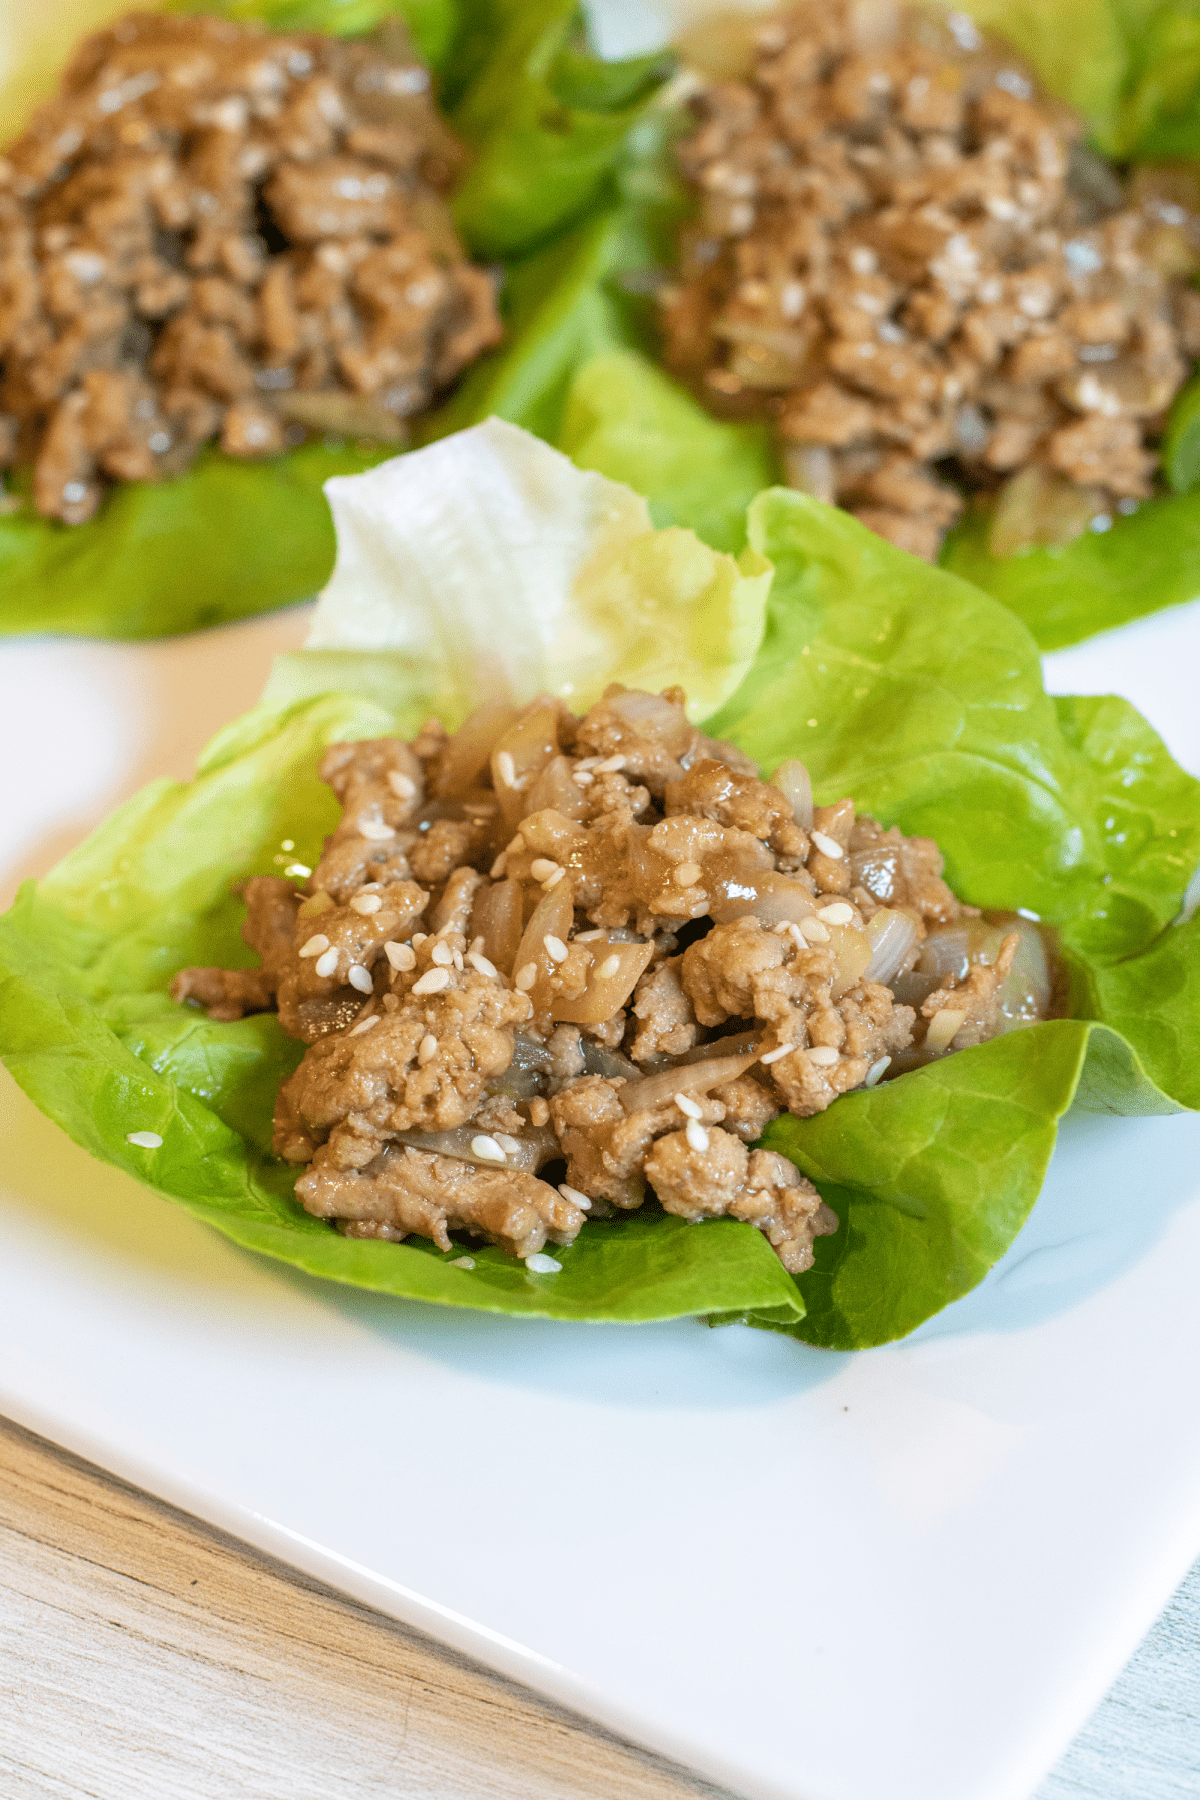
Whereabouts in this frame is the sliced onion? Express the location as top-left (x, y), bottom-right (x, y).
top-left (396, 1124), bottom-right (558, 1173)
top-left (524, 754), bottom-right (588, 822)
top-left (470, 876), bottom-right (524, 975)
top-left (582, 1041), bottom-right (639, 1080)
top-left (864, 908), bottom-right (921, 986)
top-left (491, 702), bottom-right (560, 834)
top-left (607, 689), bottom-right (693, 756)
top-left (675, 1029), bottom-right (762, 1065)
top-left (617, 1050), bottom-right (761, 1116)
top-left (828, 922), bottom-right (872, 999)
top-left (512, 878), bottom-right (575, 998)
top-left (435, 703), bottom-right (516, 799)
top-left (995, 919), bottom-right (1052, 1031)
top-left (706, 863), bottom-right (799, 925)
top-left (770, 759), bottom-right (814, 830)
top-left (396, 1127), bottom-right (541, 1172)
top-left (552, 940), bottom-right (653, 1025)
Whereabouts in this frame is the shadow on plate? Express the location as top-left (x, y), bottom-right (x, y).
top-left (0, 1068), bottom-right (840, 1411)
top-left (909, 1110), bottom-right (1200, 1343)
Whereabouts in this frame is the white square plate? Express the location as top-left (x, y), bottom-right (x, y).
top-left (3, 7), bottom-right (1200, 1794)
top-left (2, 591), bottom-right (1199, 1800)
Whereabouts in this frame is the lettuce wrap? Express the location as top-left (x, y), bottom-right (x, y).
top-left (0, 0), bottom-right (670, 637)
top-left (1, 422), bottom-right (1196, 1348)
top-left (425, 0), bottom-right (1200, 649)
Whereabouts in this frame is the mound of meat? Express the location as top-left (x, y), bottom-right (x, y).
top-left (0, 11), bottom-right (501, 522)
top-left (173, 686), bottom-right (1051, 1268)
top-left (662, 0), bottom-right (1200, 559)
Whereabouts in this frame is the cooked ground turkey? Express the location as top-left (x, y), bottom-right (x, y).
top-left (0, 11), bottom-right (502, 523)
top-left (661, 0), bottom-right (1200, 561)
top-left (173, 685), bottom-right (1052, 1269)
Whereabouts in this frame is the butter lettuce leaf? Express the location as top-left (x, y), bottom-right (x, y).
top-left (940, 494), bottom-right (1200, 652)
top-left (0, 684), bottom-right (800, 1327)
top-left (0, 0), bottom-right (668, 639)
top-left (1, 450), bottom-right (1197, 1344)
top-left (304, 419), bottom-right (770, 721)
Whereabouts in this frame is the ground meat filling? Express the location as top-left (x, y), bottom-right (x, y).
top-left (662, 1), bottom-right (1200, 561)
top-left (172, 684), bottom-right (1052, 1268)
top-left (0, 12), bottom-right (502, 522)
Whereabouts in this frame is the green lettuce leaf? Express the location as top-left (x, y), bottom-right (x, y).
top-left (0, 441), bottom-right (388, 639)
top-left (0, 0), bottom-right (668, 640)
top-left (936, 0), bottom-right (1200, 159)
top-left (1, 456), bottom-right (1196, 1345)
top-left (303, 416), bottom-right (770, 720)
top-left (446, 1), bottom-right (671, 258)
top-left (940, 494), bottom-right (1200, 652)
top-left (446, 3), bottom-right (1200, 646)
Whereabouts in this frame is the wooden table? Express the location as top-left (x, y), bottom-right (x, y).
top-left (2, 1414), bottom-right (1196, 1799)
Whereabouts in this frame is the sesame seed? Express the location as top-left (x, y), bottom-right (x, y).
top-left (530, 858), bottom-right (559, 882)
top-left (544, 935), bottom-right (568, 964)
top-left (800, 917), bottom-right (830, 944)
top-left (575, 929), bottom-right (604, 942)
top-left (315, 949), bottom-right (339, 978)
top-left (515, 962), bottom-right (538, 991)
top-left (785, 923), bottom-right (806, 950)
top-left (573, 770), bottom-right (594, 786)
top-left (807, 1045), bottom-right (839, 1066)
top-left (525, 1252), bottom-right (562, 1273)
top-left (760, 1043), bottom-right (795, 1065)
top-left (412, 933), bottom-right (428, 947)
top-left (453, 950), bottom-right (464, 971)
top-left (596, 953), bottom-right (621, 980)
top-left (418, 1032), bottom-right (438, 1063)
top-left (811, 831), bottom-right (844, 860)
top-left (495, 750), bottom-right (516, 787)
top-left (470, 936), bottom-right (485, 954)
top-left (350, 893), bottom-right (382, 914)
top-left (431, 941), bottom-right (454, 966)
top-left (574, 756), bottom-right (601, 771)
top-left (357, 817), bottom-right (393, 841)
top-left (559, 1183), bottom-right (592, 1211)
top-left (685, 1119), bottom-right (710, 1153)
top-left (126, 1130), bottom-right (162, 1149)
top-left (383, 941), bottom-right (415, 971)
top-left (674, 1092), bottom-right (703, 1119)
top-left (413, 968), bottom-right (450, 996)
top-left (818, 902), bottom-right (855, 925)
top-left (529, 1098), bottom-right (551, 1127)
top-left (350, 1014), bottom-right (379, 1036)
top-left (490, 853), bottom-right (508, 878)
top-left (285, 863), bottom-right (312, 879)
top-left (449, 1255), bottom-right (475, 1270)
top-left (348, 964), bottom-right (373, 994)
top-left (673, 861), bottom-right (703, 887)
top-left (387, 770), bottom-right (416, 800)
top-left (436, 921), bottom-right (456, 937)
top-left (471, 1134), bottom-right (506, 1162)
top-left (595, 754), bottom-right (626, 773)
top-left (495, 1134), bottom-right (523, 1155)
top-left (466, 950), bottom-right (498, 978)
top-left (542, 866), bottom-right (566, 890)
top-left (299, 933), bottom-right (330, 957)
top-left (865, 1056), bottom-right (891, 1087)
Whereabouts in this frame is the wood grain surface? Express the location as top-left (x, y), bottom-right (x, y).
top-left (1, 1413), bottom-right (1196, 1800)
